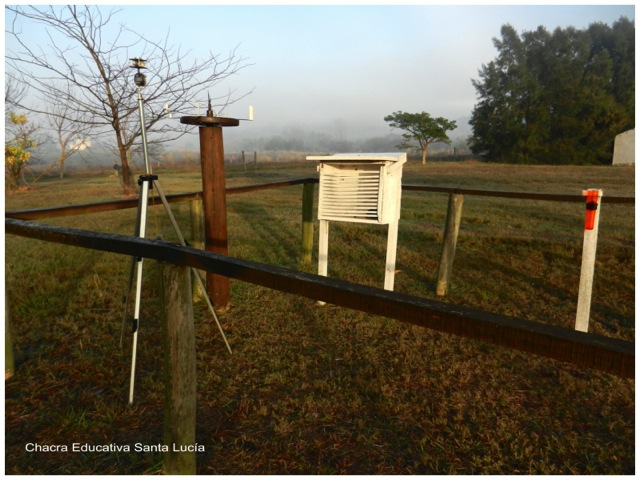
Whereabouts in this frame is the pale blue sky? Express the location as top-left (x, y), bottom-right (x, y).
top-left (5, 3), bottom-right (635, 146)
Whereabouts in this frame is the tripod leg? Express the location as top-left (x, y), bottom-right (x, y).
top-left (120, 187), bottom-right (146, 348)
top-left (153, 179), bottom-right (232, 354)
top-left (120, 256), bottom-right (136, 349)
top-left (129, 256), bottom-right (145, 404)
top-left (192, 268), bottom-right (232, 354)
top-left (128, 177), bottom-right (151, 405)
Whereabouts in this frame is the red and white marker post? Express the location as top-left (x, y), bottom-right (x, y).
top-left (575, 189), bottom-right (603, 332)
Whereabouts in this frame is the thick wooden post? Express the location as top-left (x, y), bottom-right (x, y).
top-left (199, 126), bottom-right (230, 310)
top-left (436, 193), bottom-right (464, 296)
top-left (180, 112), bottom-right (238, 312)
top-left (162, 263), bottom-right (197, 475)
top-left (301, 182), bottom-right (315, 264)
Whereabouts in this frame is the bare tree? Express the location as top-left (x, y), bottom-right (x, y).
top-left (6, 5), bottom-right (252, 193)
top-left (47, 88), bottom-right (94, 179)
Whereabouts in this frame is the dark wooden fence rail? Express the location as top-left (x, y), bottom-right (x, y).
top-left (5, 217), bottom-right (634, 378)
top-left (5, 177), bottom-right (634, 221)
top-left (403, 184), bottom-right (635, 204)
top-left (5, 178), bottom-right (317, 221)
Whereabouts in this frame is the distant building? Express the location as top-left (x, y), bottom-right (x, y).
top-left (612, 129), bottom-right (635, 165)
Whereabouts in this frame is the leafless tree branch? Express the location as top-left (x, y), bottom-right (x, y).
top-left (5, 5), bottom-right (254, 193)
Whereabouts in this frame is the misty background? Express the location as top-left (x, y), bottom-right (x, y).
top-left (6, 4), bottom-right (634, 168)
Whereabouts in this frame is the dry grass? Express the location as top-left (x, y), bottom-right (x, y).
top-left (5, 159), bottom-right (635, 474)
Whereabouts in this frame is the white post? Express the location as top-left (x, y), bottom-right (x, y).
top-left (575, 189), bottom-right (603, 332)
top-left (317, 219), bottom-right (329, 306)
top-left (384, 218), bottom-right (399, 291)
top-left (318, 219), bottom-right (329, 277)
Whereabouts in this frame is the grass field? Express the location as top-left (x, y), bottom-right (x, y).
top-left (4, 159), bottom-right (635, 474)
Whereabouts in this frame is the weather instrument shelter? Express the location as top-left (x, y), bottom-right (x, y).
top-left (306, 152), bottom-right (407, 291)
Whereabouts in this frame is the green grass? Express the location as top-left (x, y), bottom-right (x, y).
top-left (5, 160), bottom-right (635, 474)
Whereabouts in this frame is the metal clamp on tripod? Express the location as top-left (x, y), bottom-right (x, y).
top-left (138, 174), bottom-right (158, 185)
top-left (121, 58), bottom-right (231, 406)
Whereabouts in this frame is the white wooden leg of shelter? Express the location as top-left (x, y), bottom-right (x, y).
top-left (317, 219), bottom-right (329, 305)
top-left (384, 218), bottom-right (399, 291)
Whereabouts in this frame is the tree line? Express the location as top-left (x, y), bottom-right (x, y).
top-left (468, 17), bottom-right (634, 165)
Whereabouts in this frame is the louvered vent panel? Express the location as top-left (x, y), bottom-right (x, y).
top-left (319, 167), bottom-right (382, 222)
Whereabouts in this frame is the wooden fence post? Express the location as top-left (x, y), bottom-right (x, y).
top-left (301, 182), bottom-right (315, 264)
top-left (162, 262), bottom-right (197, 475)
top-left (254, 151), bottom-right (258, 170)
top-left (190, 198), bottom-right (205, 291)
top-left (436, 193), bottom-right (464, 296)
top-left (190, 199), bottom-right (204, 251)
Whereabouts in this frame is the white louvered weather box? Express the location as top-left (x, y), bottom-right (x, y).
top-left (306, 152), bottom-right (407, 291)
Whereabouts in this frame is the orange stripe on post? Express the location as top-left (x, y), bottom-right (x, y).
top-left (584, 189), bottom-right (600, 231)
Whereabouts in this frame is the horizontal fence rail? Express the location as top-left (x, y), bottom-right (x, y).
top-left (5, 178), bottom-right (634, 221)
top-left (403, 184), bottom-right (635, 204)
top-left (6, 217), bottom-right (634, 379)
top-left (4, 178), bottom-right (318, 221)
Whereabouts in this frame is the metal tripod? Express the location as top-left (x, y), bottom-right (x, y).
top-left (121, 85), bottom-right (231, 405)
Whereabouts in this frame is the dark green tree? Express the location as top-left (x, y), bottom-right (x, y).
top-left (469, 18), bottom-right (634, 164)
top-left (384, 111), bottom-right (457, 164)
